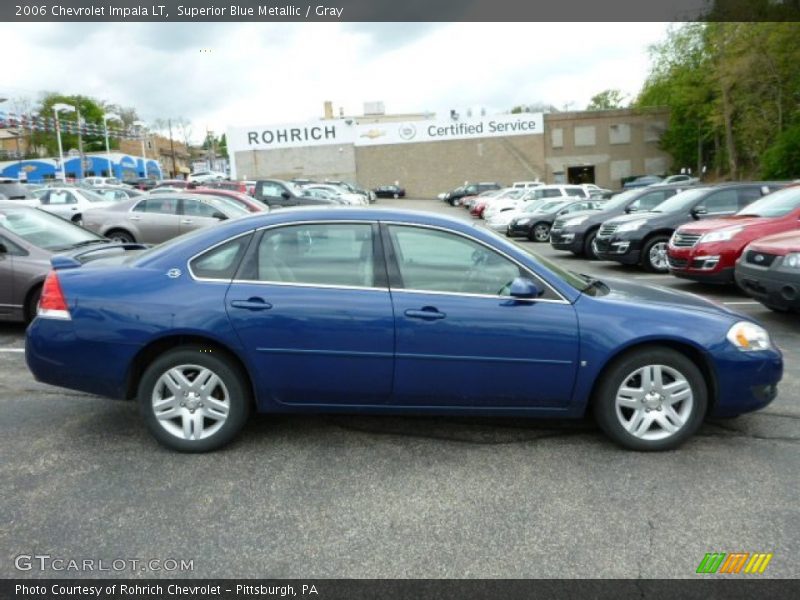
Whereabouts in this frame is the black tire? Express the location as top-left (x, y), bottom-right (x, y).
top-left (763, 303), bottom-right (789, 313)
top-left (593, 347), bottom-right (707, 451)
top-left (583, 228), bottom-right (599, 260)
top-left (529, 222), bottom-right (551, 242)
top-left (640, 235), bottom-right (670, 273)
top-left (71, 214), bottom-right (82, 225)
top-left (24, 285), bottom-right (42, 323)
top-left (138, 346), bottom-right (252, 452)
top-left (106, 229), bottom-right (135, 243)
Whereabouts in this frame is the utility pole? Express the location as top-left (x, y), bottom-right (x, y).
top-left (168, 118), bottom-right (177, 178)
top-left (76, 106), bottom-right (85, 180)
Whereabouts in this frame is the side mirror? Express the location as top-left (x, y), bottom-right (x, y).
top-left (212, 212), bottom-right (228, 221)
top-left (509, 277), bottom-right (542, 299)
top-left (691, 206), bottom-right (707, 219)
top-left (281, 190), bottom-right (291, 199)
top-left (625, 206), bottom-right (637, 213)
top-left (0, 243), bottom-right (7, 254)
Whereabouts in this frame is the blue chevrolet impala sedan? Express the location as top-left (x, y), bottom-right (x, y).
top-left (25, 208), bottom-right (782, 452)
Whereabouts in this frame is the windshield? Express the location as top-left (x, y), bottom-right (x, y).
top-left (0, 206), bottom-right (103, 251)
top-left (736, 187), bottom-right (800, 218)
top-left (601, 189), bottom-right (642, 211)
top-left (80, 189), bottom-right (112, 203)
top-left (202, 196), bottom-right (250, 216)
top-left (535, 200), bottom-right (569, 213)
top-left (522, 199), bottom-right (550, 213)
top-left (649, 188), bottom-right (709, 213)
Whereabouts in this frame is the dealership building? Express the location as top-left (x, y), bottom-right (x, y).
top-left (228, 105), bottom-right (672, 197)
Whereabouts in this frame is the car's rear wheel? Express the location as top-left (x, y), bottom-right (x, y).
top-left (24, 285), bottom-right (42, 323)
top-left (641, 235), bottom-right (670, 273)
top-left (593, 348), bottom-right (707, 451)
top-left (138, 347), bottom-right (251, 452)
top-left (529, 222), bottom-right (551, 242)
top-left (107, 229), bottom-right (135, 243)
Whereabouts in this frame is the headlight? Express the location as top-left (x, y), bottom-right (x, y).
top-left (700, 226), bottom-right (743, 243)
top-left (783, 253), bottom-right (800, 268)
top-left (726, 321), bottom-right (772, 352)
top-left (616, 219), bottom-right (647, 232)
top-left (516, 218), bottom-right (531, 225)
top-left (563, 216), bottom-right (589, 227)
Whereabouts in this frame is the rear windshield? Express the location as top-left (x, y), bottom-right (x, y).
top-left (0, 206), bottom-right (104, 251)
top-left (736, 186), bottom-right (800, 218)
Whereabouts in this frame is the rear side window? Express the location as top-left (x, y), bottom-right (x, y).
top-left (737, 187), bottom-right (765, 208)
top-left (253, 223), bottom-right (375, 288)
top-left (631, 190), bottom-right (669, 211)
top-left (133, 198), bottom-right (178, 215)
top-left (190, 235), bottom-right (252, 280)
top-left (565, 187), bottom-right (586, 197)
top-left (699, 189), bottom-right (740, 214)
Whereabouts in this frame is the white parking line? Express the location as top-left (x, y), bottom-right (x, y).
top-left (0, 348), bottom-right (24, 353)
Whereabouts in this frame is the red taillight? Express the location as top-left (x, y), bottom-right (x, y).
top-left (38, 271), bottom-right (71, 320)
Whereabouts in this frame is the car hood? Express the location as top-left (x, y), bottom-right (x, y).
top-left (598, 277), bottom-right (736, 317)
top-left (676, 215), bottom-right (766, 234)
top-left (747, 230), bottom-right (800, 254)
top-left (604, 210), bottom-right (676, 227)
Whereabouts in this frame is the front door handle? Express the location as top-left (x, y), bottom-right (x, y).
top-left (230, 298), bottom-right (273, 311)
top-left (181, 219), bottom-right (194, 225)
top-left (404, 307), bottom-right (446, 320)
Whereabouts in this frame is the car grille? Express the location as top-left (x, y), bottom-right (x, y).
top-left (551, 218), bottom-right (565, 232)
top-left (598, 224), bottom-right (618, 237)
top-left (668, 256), bottom-right (688, 269)
top-left (672, 232), bottom-right (702, 247)
top-left (745, 250), bottom-right (778, 267)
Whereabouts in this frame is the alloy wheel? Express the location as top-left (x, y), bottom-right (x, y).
top-left (649, 242), bottom-right (669, 271)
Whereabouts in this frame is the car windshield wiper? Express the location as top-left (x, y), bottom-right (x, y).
top-left (576, 273), bottom-right (607, 292)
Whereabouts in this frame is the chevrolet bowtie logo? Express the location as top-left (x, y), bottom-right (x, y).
top-left (360, 129), bottom-right (386, 139)
top-left (696, 552), bottom-right (773, 574)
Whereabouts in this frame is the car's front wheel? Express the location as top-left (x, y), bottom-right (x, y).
top-left (529, 222), bottom-right (551, 242)
top-left (641, 235), bottom-right (670, 273)
top-left (138, 346), bottom-right (251, 452)
top-left (593, 348), bottom-right (707, 451)
top-left (106, 229), bottom-right (135, 243)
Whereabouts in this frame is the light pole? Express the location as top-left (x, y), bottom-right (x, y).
top-left (102, 112), bottom-right (120, 179)
top-left (53, 103), bottom-right (76, 182)
top-left (133, 120), bottom-right (148, 179)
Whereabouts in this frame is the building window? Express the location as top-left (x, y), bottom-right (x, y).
top-left (574, 126), bottom-right (596, 147)
top-left (645, 157), bottom-right (668, 175)
top-left (645, 122), bottom-right (666, 143)
top-left (610, 160), bottom-right (632, 182)
top-left (609, 123), bottom-right (631, 145)
top-left (551, 128), bottom-right (563, 149)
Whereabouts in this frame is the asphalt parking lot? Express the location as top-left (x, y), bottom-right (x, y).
top-left (1, 198), bottom-right (798, 579)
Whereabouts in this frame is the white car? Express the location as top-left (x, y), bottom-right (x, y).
top-left (36, 187), bottom-right (117, 224)
top-left (512, 181), bottom-right (543, 189)
top-left (187, 170), bottom-right (227, 183)
top-left (304, 184), bottom-right (367, 205)
top-left (485, 198), bottom-right (551, 231)
top-left (83, 176), bottom-right (123, 187)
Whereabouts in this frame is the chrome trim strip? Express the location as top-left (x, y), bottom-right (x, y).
top-left (256, 348), bottom-right (392, 358)
top-left (231, 279), bottom-right (389, 292)
top-left (396, 352), bottom-right (573, 365)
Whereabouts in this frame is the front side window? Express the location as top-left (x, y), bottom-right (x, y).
top-left (699, 189), bottom-right (740, 214)
top-left (253, 223), bottom-right (375, 288)
top-left (387, 225), bottom-right (523, 296)
top-left (259, 182), bottom-right (285, 198)
top-left (46, 191), bottom-right (76, 205)
top-left (183, 199), bottom-right (225, 218)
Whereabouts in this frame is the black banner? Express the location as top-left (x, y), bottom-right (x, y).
top-left (3, 579), bottom-right (800, 600)
top-left (4, 0), bottom-right (800, 22)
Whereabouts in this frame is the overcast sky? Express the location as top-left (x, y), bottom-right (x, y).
top-left (1, 22), bottom-right (670, 142)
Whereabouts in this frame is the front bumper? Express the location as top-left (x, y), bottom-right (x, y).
top-left (550, 228), bottom-right (585, 253)
top-left (735, 260), bottom-right (800, 311)
top-left (593, 234), bottom-right (642, 265)
top-left (667, 244), bottom-right (737, 284)
top-left (710, 345), bottom-right (783, 417)
top-left (506, 222), bottom-right (532, 238)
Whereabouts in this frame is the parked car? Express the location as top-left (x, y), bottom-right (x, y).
top-left (668, 186), bottom-right (800, 284)
top-left (483, 198), bottom-right (552, 232)
top-left (254, 179), bottom-right (338, 208)
top-left (123, 177), bottom-right (160, 191)
top-left (623, 175), bottom-right (663, 190)
top-left (506, 199), bottom-right (601, 241)
top-left (0, 202), bottom-right (121, 322)
top-left (476, 188), bottom-right (530, 219)
top-left (512, 181), bottom-right (543, 189)
top-left (374, 185), bottom-right (406, 199)
top-left (82, 176), bottom-right (123, 187)
top-left (0, 179), bottom-right (38, 205)
top-left (550, 184), bottom-right (694, 259)
top-left (26, 208), bottom-right (782, 453)
top-left (187, 170), bottom-right (227, 183)
top-left (304, 184), bottom-right (367, 205)
top-left (594, 183), bottom-right (783, 273)
top-left (37, 187), bottom-right (119, 224)
top-left (324, 180), bottom-right (374, 202)
top-left (91, 186), bottom-right (146, 202)
top-left (444, 182), bottom-right (502, 206)
top-left (81, 193), bottom-right (249, 244)
top-left (735, 230), bottom-right (800, 312)
top-left (201, 180), bottom-right (254, 196)
top-left (484, 185), bottom-right (591, 222)
top-left (663, 174), bottom-right (699, 185)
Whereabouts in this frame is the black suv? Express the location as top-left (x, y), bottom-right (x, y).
top-left (594, 183), bottom-right (785, 272)
top-left (550, 184), bottom-right (694, 259)
top-left (255, 179), bottom-right (338, 208)
top-left (443, 182), bottom-right (501, 206)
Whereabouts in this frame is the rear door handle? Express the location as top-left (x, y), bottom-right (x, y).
top-left (404, 307), bottom-right (446, 320)
top-left (129, 215), bottom-right (141, 221)
top-left (181, 219), bottom-right (193, 224)
top-left (230, 298), bottom-right (273, 311)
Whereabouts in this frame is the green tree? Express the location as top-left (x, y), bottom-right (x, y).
top-left (33, 93), bottom-right (109, 156)
top-left (761, 124), bottom-right (800, 179)
top-left (586, 89), bottom-right (626, 111)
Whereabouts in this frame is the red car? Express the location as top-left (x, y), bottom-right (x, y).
top-left (667, 186), bottom-right (800, 284)
top-left (189, 188), bottom-right (267, 213)
top-left (735, 230), bottom-right (800, 312)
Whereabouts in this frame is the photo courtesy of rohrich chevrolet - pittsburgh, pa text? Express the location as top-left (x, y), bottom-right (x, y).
top-left (0, 1), bottom-right (798, 599)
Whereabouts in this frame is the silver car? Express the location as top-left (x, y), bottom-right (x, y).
top-left (37, 187), bottom-right (118, 224)
top-left (82, 193), bottom-right (249, 244)
top-left (0, 202), bottom-right (113, 322)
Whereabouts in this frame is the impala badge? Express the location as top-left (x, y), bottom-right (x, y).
top-left (167, 268), bottom-right (182, 279)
